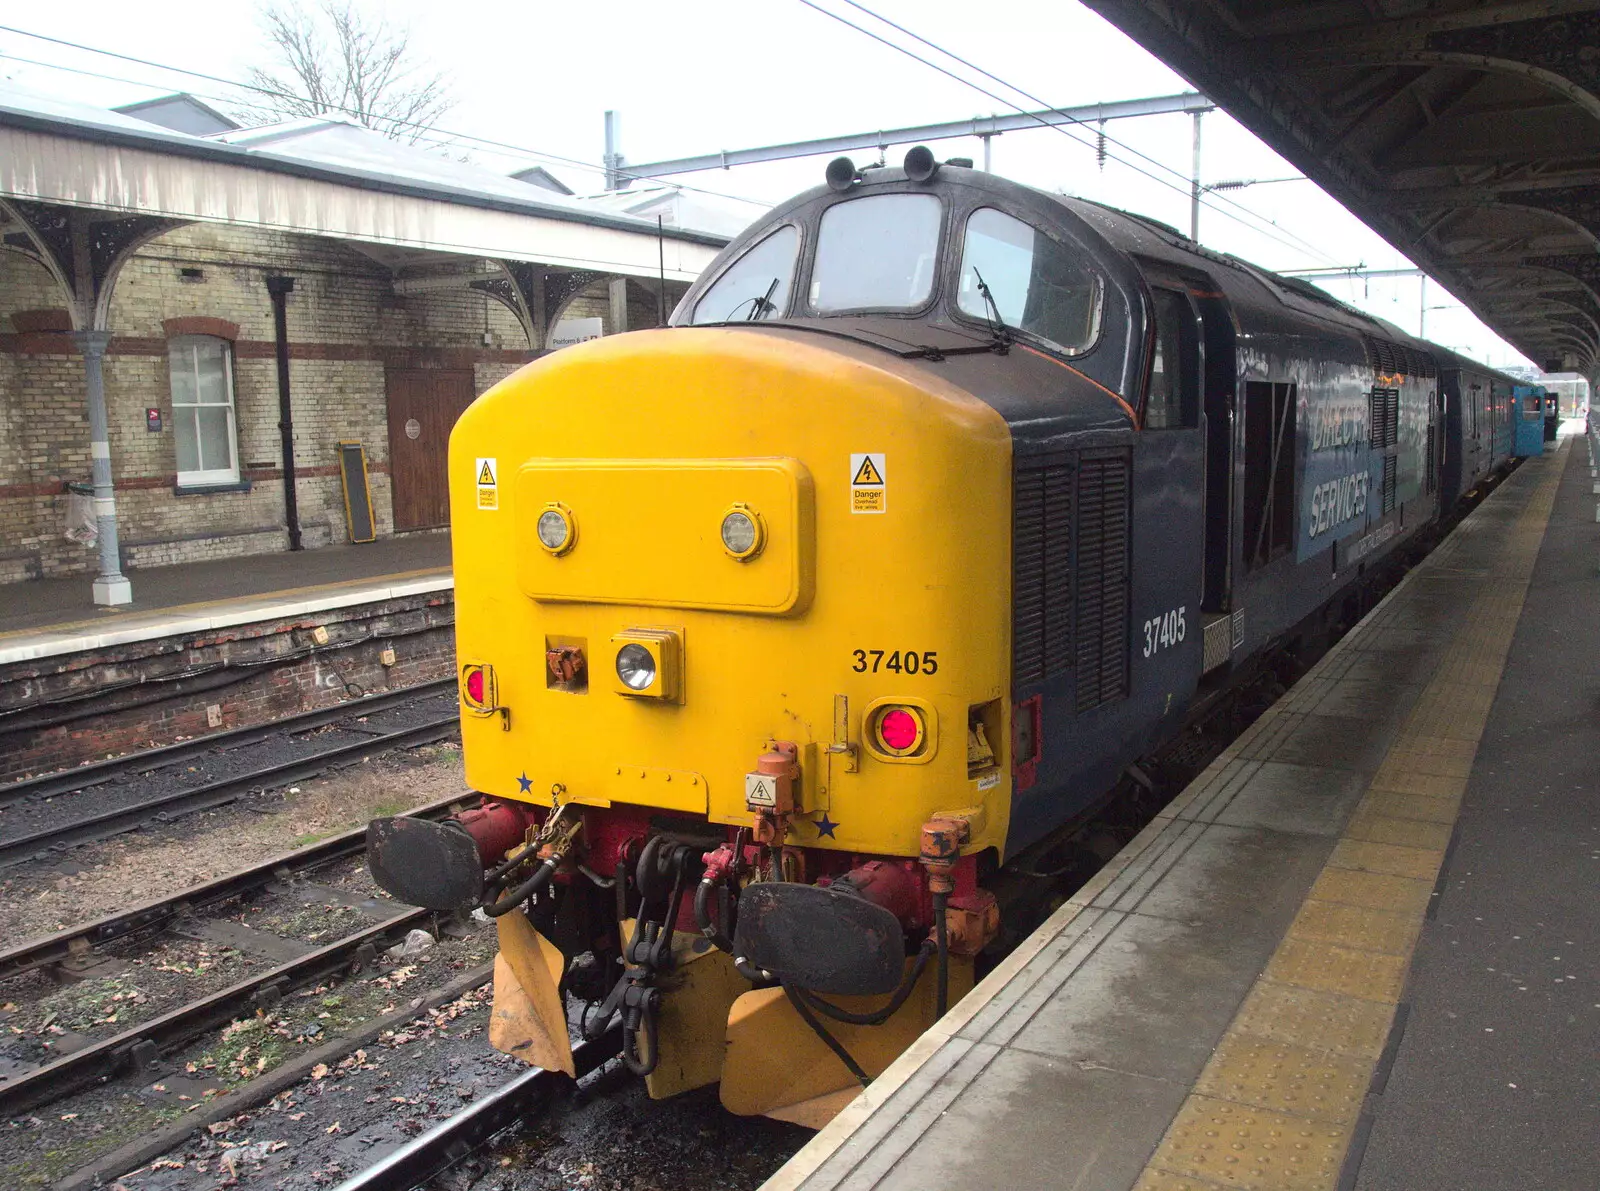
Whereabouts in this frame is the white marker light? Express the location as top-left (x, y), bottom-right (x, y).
top-left (537, 505), bottom-right (574, 554)
top-left (720, 506), bottom-right (765, 559)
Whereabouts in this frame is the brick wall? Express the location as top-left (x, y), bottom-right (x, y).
top-left (0, 588), bottom-right (456, 780)
top-left (0, 224), bottom-right (544, 579)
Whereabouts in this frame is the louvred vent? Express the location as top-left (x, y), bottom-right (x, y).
top-left (1073, 450), bottom-right (1132, 712)
top-left (1012, 461), bottom-right (1074, 686)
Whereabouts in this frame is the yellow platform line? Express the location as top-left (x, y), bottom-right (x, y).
top-left (1134, 446), bottom-right (1567, 1191)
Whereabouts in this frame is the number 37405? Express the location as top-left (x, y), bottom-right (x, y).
top-left (1142, 606), bottom-right (1186, 659)
top-left (851, 649), bottom-right (938, 675)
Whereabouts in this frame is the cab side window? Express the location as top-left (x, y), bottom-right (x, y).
top-left (956, 208), bottom-right (1103, 354)
top-left (1144, 288), bottom-right (1199, 430)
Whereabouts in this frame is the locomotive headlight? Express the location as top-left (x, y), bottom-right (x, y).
top-left (720, 505), bottom-right (765, 560)
top-left (610, 629), bottom-right (683, 702)
top-left (615, 643), bottom-right (657, 691)
top-left (536, 503), bottom-right (576, 555)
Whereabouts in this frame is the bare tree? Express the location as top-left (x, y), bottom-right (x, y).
top-left (241, 1), bottom-right (454, 142)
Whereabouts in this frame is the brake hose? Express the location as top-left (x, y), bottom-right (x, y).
top-left (783, 981), bottom-right (870, 1088)
top-left (790, 939), bottom-right (934, 1027)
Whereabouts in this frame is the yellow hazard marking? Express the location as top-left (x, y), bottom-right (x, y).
top-left (477, 487), bottom-right (498, 510)
top-left (479, 463), bottom-right (494, 484)
top-left (852, 455), bottom-right (884, 485)
top-left (1135, 442), bottom-right (1567, 1191)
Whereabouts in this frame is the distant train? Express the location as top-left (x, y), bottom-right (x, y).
top-left (368, 148), bottom-right (1523, 1127)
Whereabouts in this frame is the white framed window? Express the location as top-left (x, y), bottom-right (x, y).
top-left (168, 335), bottom-right (239, 486)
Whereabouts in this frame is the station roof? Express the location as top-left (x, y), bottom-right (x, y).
top-left (0, 82), bottom-right (728, 282)
top-left (574, 184), bottom-right (760, 239)
top-left (111, 93), bottom-right (240, 136)
top-left (1083, 0), bottom-right (1600, 379)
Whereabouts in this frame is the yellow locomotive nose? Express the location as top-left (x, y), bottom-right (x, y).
top-left (448, 326), bottom-right (1013, 860)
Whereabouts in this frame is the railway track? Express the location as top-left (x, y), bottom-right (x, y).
top-left (0, 791), bottom-right (482, 1117)
top-left (0, 681), bottom-right (459, 868)
top-left (331, 1033), bottom-right (622, 1191)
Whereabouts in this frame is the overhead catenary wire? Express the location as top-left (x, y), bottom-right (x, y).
top-left (835, 0), bottom-right (1331, 262)
top-left (0, 25), bottom-right (772, 208)
top-left (8, 15), bottom-right (1333, 260)
top-left (797, 0), bottom-right (1341, 266)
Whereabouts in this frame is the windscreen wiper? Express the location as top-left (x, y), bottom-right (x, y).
top-left (971, 268), bottom-right (1013, 352)
top-left (745, 277), bottom-right (780, 322)
top-left (720, 278), bottom-right (782, 323)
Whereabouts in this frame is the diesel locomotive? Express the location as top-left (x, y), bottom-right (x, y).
top-left (367, 148), bottom-right (1521, 1126)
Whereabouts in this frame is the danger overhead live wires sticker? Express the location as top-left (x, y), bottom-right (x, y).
top-left (850, 452), bottom-right (886, 514)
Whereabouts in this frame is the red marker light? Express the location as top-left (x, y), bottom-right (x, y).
top-left (879, 708), bottom-right (920, 751)
top-left (465, 667), bottom-right (485, 705)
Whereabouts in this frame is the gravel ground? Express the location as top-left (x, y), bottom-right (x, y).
top-left (100, 985), bottom-right (812, 1191)
top-left (0, 740), bottom-right (468, 948)
top-left (0, 690), bottom-right (459, 864)
top-left (0, 737), bottom-right (814, 1191)
top-left (430, 1074), bottom-right (813, 1191)
top-left (0, 920), bottom-right (499, 1189)
top-left (1, 935), bottom-right (265, 1067)
top-left (0, 734), bottom-right (486, 1191)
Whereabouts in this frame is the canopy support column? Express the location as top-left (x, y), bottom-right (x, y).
top-left (72, 329), bottom-right (131, 606)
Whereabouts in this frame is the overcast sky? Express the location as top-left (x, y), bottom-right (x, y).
top-left (0, 0), bottom-right (1536, 369)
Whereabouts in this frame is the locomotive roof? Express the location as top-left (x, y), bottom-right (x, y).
top-left (685, 160), bottom-right (1524, 390)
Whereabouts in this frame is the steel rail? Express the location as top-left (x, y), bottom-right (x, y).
top-left (0, 678), bottom-right (456, 810)
top-left (0, 714), bottom-right (459, 869)
top-left (0, 905), bottom-right (435, 1116)
top-left (330, 1032), bottom-right (622, 1191)
top-left (0, 790), bottom-right (479, 982)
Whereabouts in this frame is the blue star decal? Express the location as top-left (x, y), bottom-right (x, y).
top-left (516, 772), bottom-right (532, 793)
top-left (814, 812), bottom-right (839, 839)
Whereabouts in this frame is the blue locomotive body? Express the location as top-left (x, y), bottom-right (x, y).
top-left (665, 159), bottom-right (1522, 859)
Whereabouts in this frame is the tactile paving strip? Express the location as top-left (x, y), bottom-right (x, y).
top-left (1134, 443), bottom-right (1569, 1191)
top-left (1138, 1097), bottom-right (1353, 1190)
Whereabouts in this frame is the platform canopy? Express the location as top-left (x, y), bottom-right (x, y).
top-left (0, 81), bottom-right (727, 298)
top-left (0, 82), bottom-right (737, 608)
top-left (1083, 0), bottom-right (1600, 383)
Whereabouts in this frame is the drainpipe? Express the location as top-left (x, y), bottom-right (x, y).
top-left (266, 276), bottom-right (301, 551)
top-left (72, 329), bottom-right (132, 606)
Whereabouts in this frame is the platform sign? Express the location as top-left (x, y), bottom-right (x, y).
top-left (548, 317), bottom-right (603, 350)
top-left (476, 457), bottom-right (498, 510)
top-left (850, 452), bottom-right (886, 514)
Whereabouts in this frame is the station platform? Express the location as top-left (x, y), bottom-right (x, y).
top-left (0, 535), bottom-right (455, 780)
top-left (767, 433), bottom-right (1593, 1191)
top-left (0, 534), bottom-right (451, 665)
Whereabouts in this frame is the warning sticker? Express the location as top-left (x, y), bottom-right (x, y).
top-left (850, 452), bottom-right (886, 514)
top-left (745, 772), bottom-right (777, 808)
top-left (476, 457), bottom-right (498, 511)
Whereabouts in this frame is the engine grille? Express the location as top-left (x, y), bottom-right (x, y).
top-left (1364, 334), bottom-right (1437, 380)
top-left (1012, 461), bottom-right (1074, 686)
top-left (1073, 450), bottom-right (1132, 712)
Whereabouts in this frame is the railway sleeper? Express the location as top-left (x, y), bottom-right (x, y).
top-left (0, 909), bottom-right (431, 1116)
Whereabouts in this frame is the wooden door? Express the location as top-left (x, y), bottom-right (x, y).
top-left (386, 369), bottom-right (476, 530)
